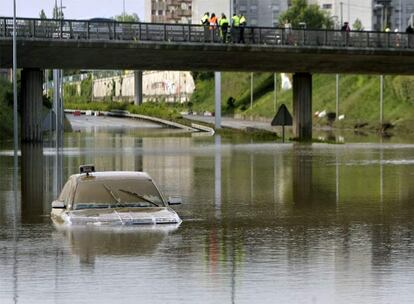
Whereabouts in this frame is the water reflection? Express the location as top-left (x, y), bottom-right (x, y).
top-left (2, 118), bottom-right (414, 303)
top-left (21, 143), bottom-right (44, 223)
top-left (55, 226), bottom-right (178, 266)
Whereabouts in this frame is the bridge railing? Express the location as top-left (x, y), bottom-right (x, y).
top-left (1, 17), bottom-right (413, 49)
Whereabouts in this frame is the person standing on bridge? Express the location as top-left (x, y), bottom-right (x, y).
top-left (239, 14), bottom-right (247, 44)
top-left (201, 12), bottom-right (210, 42)
top-left (407, 24), bottom-right (414, 48)
top-left (219, 14), bottom-right (230, 43)
top-left (231, 13), bottom-right (240, 43)
top-left (341, 22), bottom-right (350, 46)
top-left (209, 13), bottom-right (218, 42)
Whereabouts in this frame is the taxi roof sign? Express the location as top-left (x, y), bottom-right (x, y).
top-left (80, 165), bottom-right (95, 175)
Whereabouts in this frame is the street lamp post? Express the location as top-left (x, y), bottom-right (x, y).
top-left (123, 0), bottom-right (126, 21)
top-left (12, 0), bottom-right (18, 153)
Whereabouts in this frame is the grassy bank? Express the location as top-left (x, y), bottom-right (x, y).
top-left (190, 73), bottom-right (414, 133)
top-left (0, 79), bottom-right (14, 138)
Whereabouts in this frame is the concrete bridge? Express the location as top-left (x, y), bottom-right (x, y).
top-left (1, 17), bottom-right (414, 141)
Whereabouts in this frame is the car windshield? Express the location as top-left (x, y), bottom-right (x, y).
top-left (73, 178), bottom-right (165, 210)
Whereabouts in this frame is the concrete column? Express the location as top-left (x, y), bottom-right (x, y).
top-left (21, 68), bottom-right (44, 142)
top-left (21, 143), bottom-right (44, 223)
top-left (134, 70), bottom-right (143, 105)
top-left (293, 73), bottom-right (312, 141)
top-left (215, 72), bottom-right (221, 129)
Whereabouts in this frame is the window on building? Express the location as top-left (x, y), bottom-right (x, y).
top-left (322, 4), bottom-right (332, 9)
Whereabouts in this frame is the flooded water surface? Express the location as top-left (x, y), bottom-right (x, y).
top-left (1, 116), bottom-right (414, 304)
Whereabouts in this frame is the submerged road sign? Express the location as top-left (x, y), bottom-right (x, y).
top-left (271, 104), bottom-right (292, 142)
top-left (271, 104), bottom-right (292, 126)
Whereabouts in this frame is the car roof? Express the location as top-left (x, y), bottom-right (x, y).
top-left (70, 171), bottom-right (153, 183)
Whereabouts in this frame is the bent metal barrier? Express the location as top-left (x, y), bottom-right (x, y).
top-left (1, 16), bottom-right (414, 49)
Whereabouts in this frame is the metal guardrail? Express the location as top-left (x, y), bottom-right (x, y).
top-left (1, 16), bottom-right (414, 49)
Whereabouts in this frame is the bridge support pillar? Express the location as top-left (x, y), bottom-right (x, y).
top-left (293, 73), bottom-right (312, 141)
top-left (21, 68), bottom-right (43, 143)
top-left (134, 70), bottom-right (143, 105)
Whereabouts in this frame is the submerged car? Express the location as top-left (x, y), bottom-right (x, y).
top-left (51, 165), bottom-right (182, 226)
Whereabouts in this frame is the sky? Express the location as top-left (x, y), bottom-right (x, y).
top-left (2, 0), bottom-right (145, 20)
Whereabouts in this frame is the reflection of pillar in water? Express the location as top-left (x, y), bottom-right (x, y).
top-left (336, 149), bottom-right (340, 206)
top-left (21, 143), bottom-right (44, 222)
top-left (214, 135), bottom-right (222, 218)
top-left (292, 145), bottom-right (313, 205)
top-left (380, 144), bottom-right (384, 207)
top-left (135, 138), bottom-right (143, 172)
top-left (53, 143), bottom-right (64, 200)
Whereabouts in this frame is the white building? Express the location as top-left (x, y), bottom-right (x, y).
top-left (92, 71), bottom-right (195, 103)
top-left (309, 0), bottom-right (373, 30)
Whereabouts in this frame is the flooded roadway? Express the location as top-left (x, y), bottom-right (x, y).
top-left (1, 115), bottom-right (414, 304)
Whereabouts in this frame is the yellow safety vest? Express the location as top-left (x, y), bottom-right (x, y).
top-left (201, 15), bottom-right (209, 25)
top-left (240, 16), bottom-right (247, 26)
top-left (232, 15), bottom-right (240, 27)
top-left (219, 18), bottom-right (229, 27)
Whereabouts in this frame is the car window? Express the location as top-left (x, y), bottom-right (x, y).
top-left (73, 179), bottom-right (165, 210)
top-left (58, 180), bottom-right (72, 204)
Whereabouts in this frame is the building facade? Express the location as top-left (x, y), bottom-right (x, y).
top-left (92, 71), bottom-right (195, 103)
top-left (0, 69), bottom-right (11, 81)
top-left (191, 0), bottom-right (230, 25)
top-left (311, 0), bottom-right (414, 32)
top-left (233, 0), bottom-right (289, 27)
top-left (145, 0), bottom-right (192, 24)
top-left (309, 0), bottom-right (373, 30)
top-left (373, 0), bottom-right (414, 31)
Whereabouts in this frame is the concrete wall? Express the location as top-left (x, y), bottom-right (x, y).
top-left (92, 71), bottom-right (195, 103)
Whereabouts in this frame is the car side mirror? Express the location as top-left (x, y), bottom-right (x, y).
top-left (168, 197), bottom-right (182, 206)
top-left (52, 200), bottom-right (66, 209)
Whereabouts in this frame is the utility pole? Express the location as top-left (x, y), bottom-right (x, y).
top-left (380, 75), bottom-right (384, 125)
top-left (274, 73), bottom-right (277, 112)
top-left (12, 0), bottom-right (18, 169)
top-left (250, 72), bottom-right (254, 109)
top-left (336, 74), bottom-right (339, 118)
top-left (123, 0), bottom-right (126, 21)
top-left (347, 0), bottom-right (350, 24)
top-left (340, 1), bottom-right (343, 24)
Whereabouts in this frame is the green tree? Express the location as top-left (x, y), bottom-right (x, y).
top-left (278, 0), bottom-right (333, 29)
top-left (114, 13), bottom-right (140, 22)
top-left (352, 18), bottom-right (364, 31)
top-left (39, 9), bottom-right (47, 19)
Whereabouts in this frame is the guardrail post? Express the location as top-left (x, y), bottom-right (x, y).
top-left (324, 29), bottom-right (328, 45)
top-left (31, 19), bottom-right (35, 37)
top-left (87, 21), bottom-right (90, 39)
top-left (113, 21), bottom-right (117, 40)
top-left (366, 31), bottom-right (369, 47)
top-left (138, 23), bottom-right (142, 40)
top-left (302, 29), bottom-right (306, 45)
top-left (164, 24), bottom-right (167, 41)
top-left (258, 28), bottom-right (262, 44)
top-left (2, 18), bottom-right (6, 37)
top-left (188, 24), bottom-right (191, 42)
